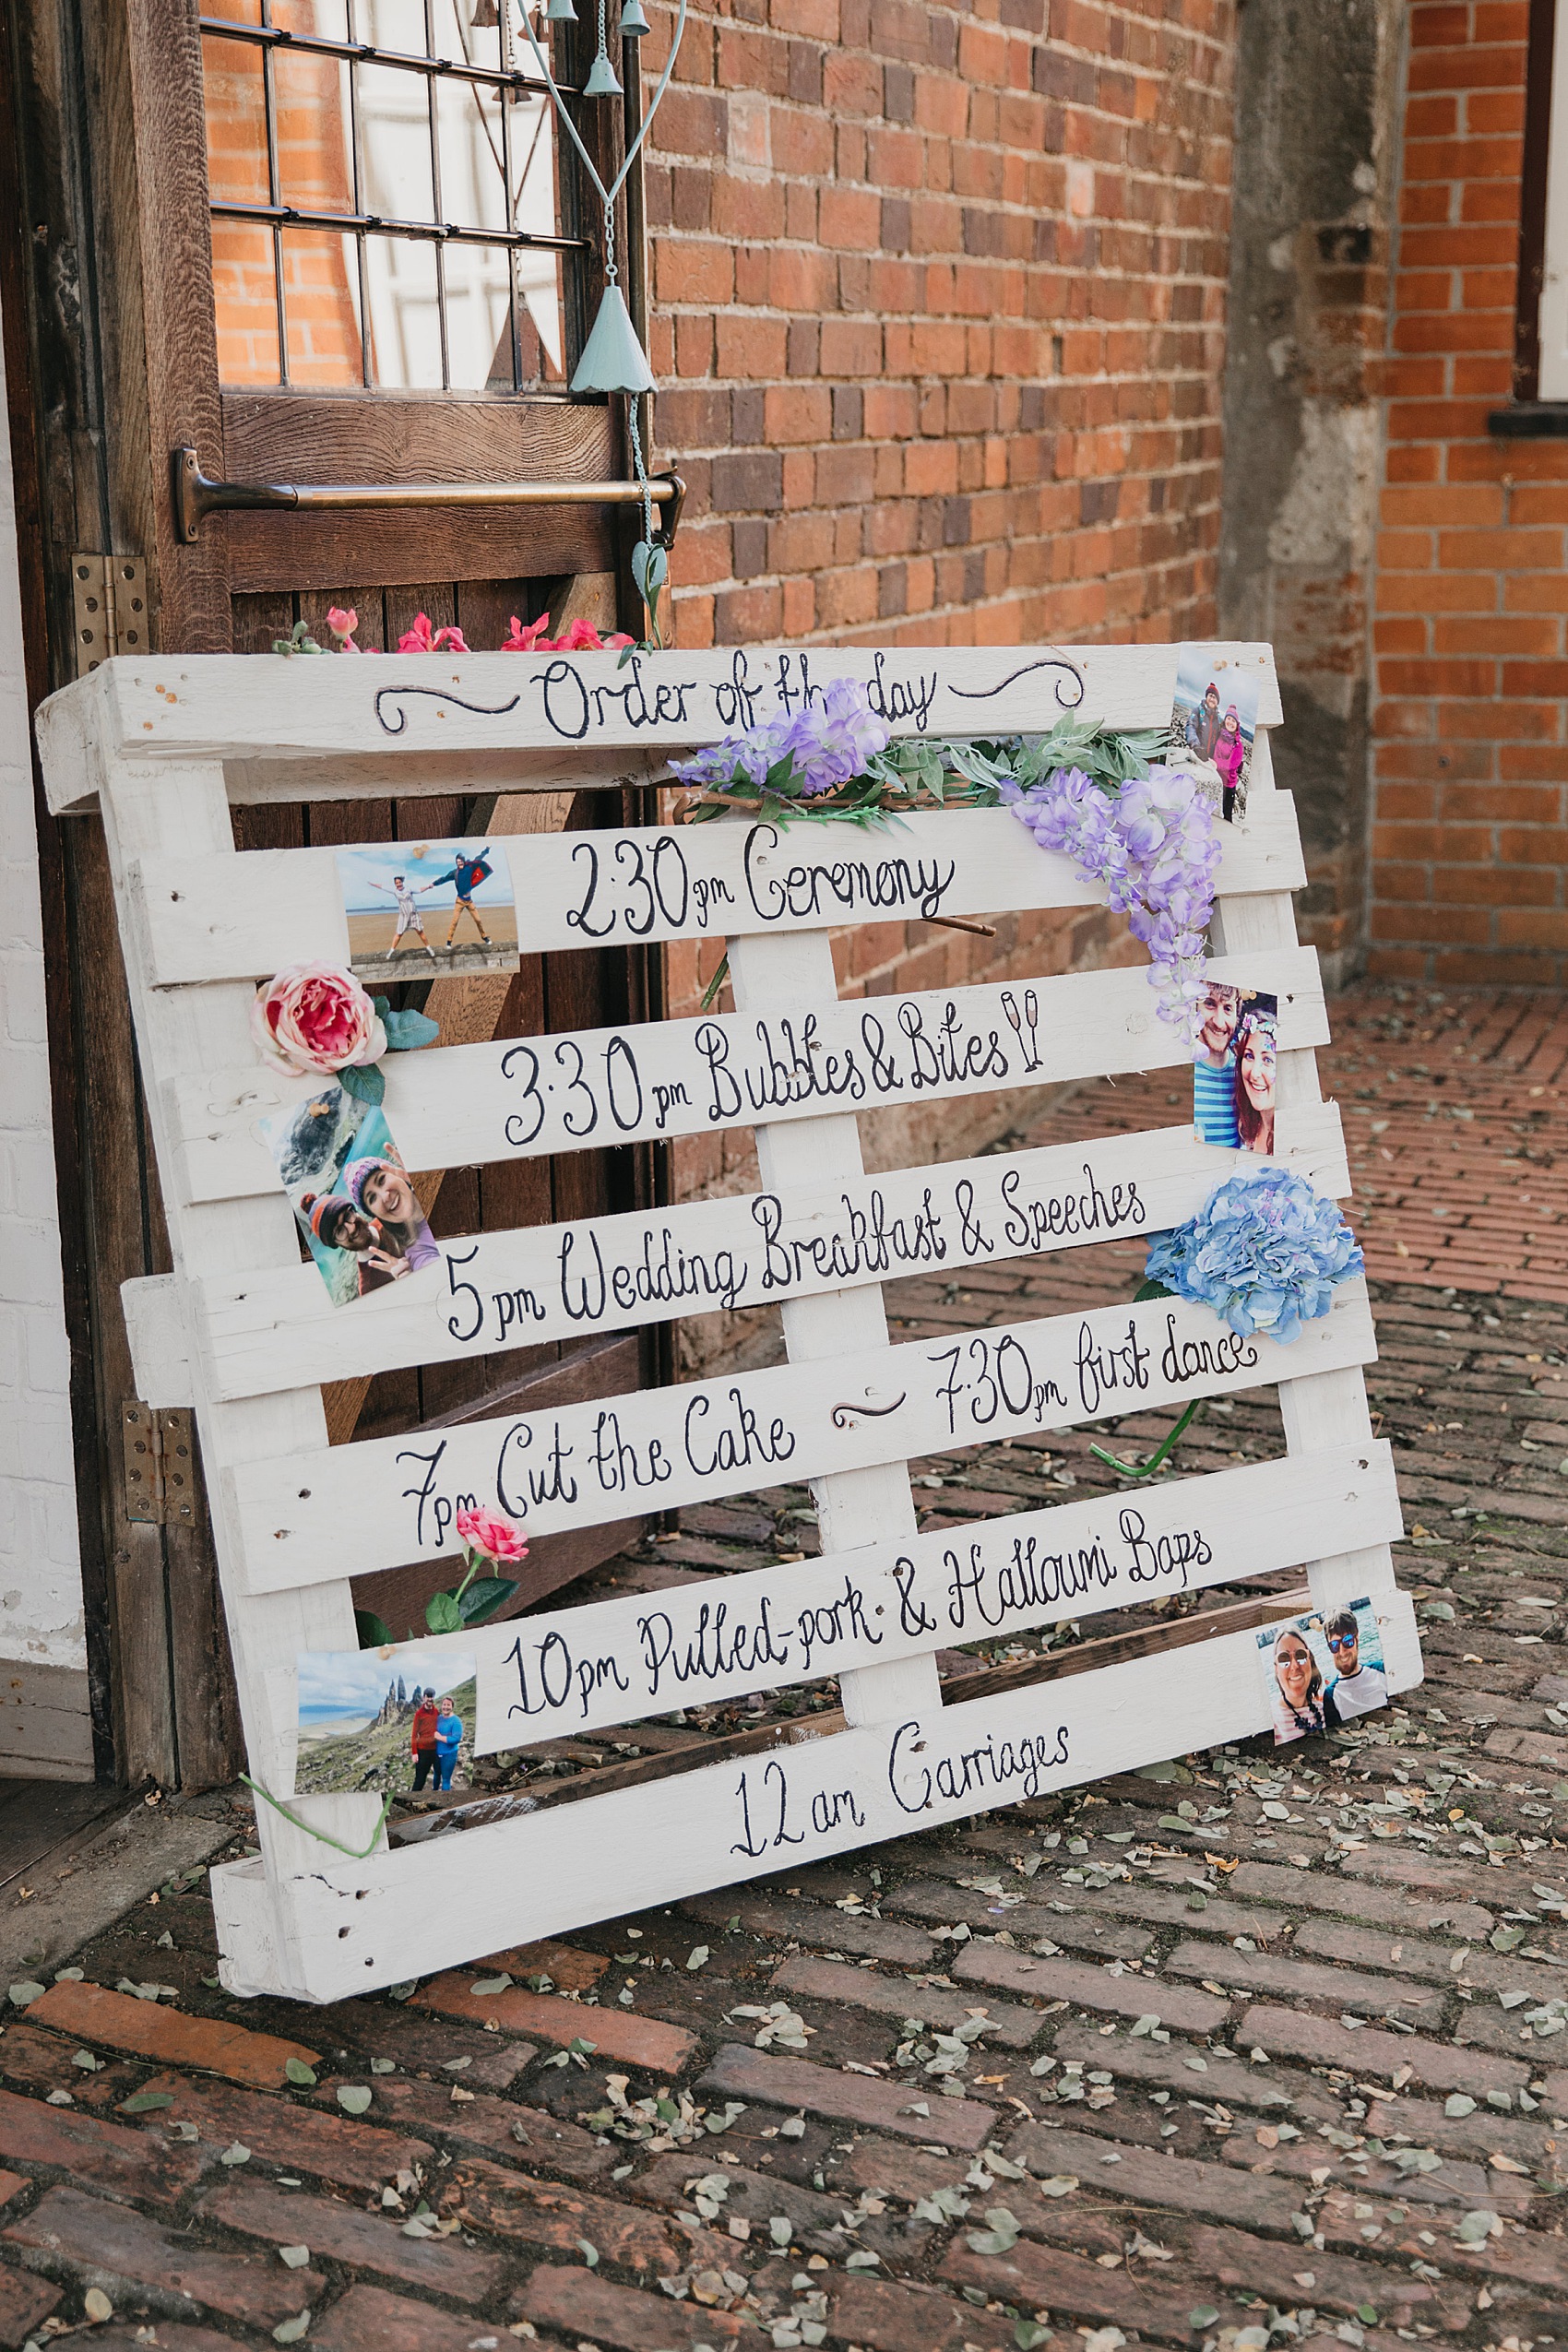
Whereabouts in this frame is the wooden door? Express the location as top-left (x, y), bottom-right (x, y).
top-left (2, 0), bottom-right (661, 1788)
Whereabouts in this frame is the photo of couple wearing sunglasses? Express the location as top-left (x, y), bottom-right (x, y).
top-left (1258, 1598), bottom-right (1388, 1745)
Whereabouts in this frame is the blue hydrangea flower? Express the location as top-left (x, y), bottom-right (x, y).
top-left (1144, 1168), bottom-right (1364, 1344)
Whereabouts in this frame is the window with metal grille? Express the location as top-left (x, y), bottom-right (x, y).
top-left (200, 0), bottom-right (583, 392)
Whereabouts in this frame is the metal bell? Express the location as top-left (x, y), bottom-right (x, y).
top-left (570, 281), bottom-right (655, 395)
top-left (544, 0), bottom-right (576, 23)
top-left (469, 0), bottom-right (498, 23)
top-left (618, 0), bottom-right (649, 32)
top-left (582, 44), bottom-right (623, 92)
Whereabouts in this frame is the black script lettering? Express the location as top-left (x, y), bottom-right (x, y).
top-left (398, 1440), bottom-right (448, 1550)
top-left (889, 1718), bottom-right (933, 1815)
top-left (496, 1419), bottom-right (578, 1515)
top-left (866, 650), bottom-right (937, 732)
top-left (893, 1560), bottom-right (937, 1638)
top-left (1159, 1312), bottom-right (1261, 1387)
top-left (539, 658), bottom-right (589, 740)
top-left (1120, 1504), bottom-right (1211, 1590)
top-left (683, 1386), bottom-right (796, 1479)
top-left (695, 1020), bottom-right (742, 1124)
top-left (588, 1408), bottom-right (673, 1497)
top-left (1076, 1316), bottom-right (1151, 1416)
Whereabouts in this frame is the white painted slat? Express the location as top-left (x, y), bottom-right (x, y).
top-left (161, 944), bottom-right (1326, 1206)
top-left (132, 796), bottom-right (1306, 985)
top-left (41, 642), bottom-right (1283, 797)
top-left (87, 760), bottom-right (386, 1926)
top-left (230, 1589), bottom-right (1420, 2001)
top-left (180, 1103), bottom-right (1351, 1396)
top-left (445, 1442), bottom-right (1399, 1752)
top-left (227, 1277), bottom-right (1378, 1594)
top-left (39, 639), bottom-right (1412, 2007)
top-left (724, 922), bottom-right (944, 1733)
top-left (1208, 731), bottom-right (1403, 1626)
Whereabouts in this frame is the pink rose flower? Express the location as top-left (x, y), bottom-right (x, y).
top-left (251, 962), bottom-right (386, 1078)
top-left (456, 1504), bottom-right (529, 1565)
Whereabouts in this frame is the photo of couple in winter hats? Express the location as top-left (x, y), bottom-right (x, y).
top-left (259, 1084), bottom-right (437, 1309)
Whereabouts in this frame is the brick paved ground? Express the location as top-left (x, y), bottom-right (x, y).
top-left (0, 984), bottom-right (1564, 2352)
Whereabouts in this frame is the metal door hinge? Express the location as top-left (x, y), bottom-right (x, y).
top-left (72, 554), bottom-right (148, 677)
top-left (123, 1402), bottom-right (195, 1526)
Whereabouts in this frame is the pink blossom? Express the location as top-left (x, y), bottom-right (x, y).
top-left (397, 612), bottom-right (470, 654)
top-left (326, 606), bottom-right (361, 652)
top-left (500, 612), bottom-right (635, 654)
top-left (501, 613), bottom-right (554, 652)
top-left (455, 1504), bottom-right (529, 1565)
top-left (251, 962), bottom-right (386, 1078)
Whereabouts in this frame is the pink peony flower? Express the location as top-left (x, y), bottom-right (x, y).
top-left (398, 612), bottom-right (470, 654)
top-left (251, 962), bottom-right (386, 1078)
top-left (326, 606), bottom-right (361, 652)
top-left (456, 1504), bottom-right (529, 1565)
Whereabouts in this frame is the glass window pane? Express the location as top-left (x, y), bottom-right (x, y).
top-left (355, 0), bottom-right (432, 57)
top-left (275, 47), bottom-right (355, 214)
top-left (205, 0), bottom-right (263, 24)
top-left (436, 76), bottom-right (506, 232)
top-left (515, 243), bottom-right (564, 381)
top-left (271, 0), bottom-right (350, 35)
top-left (202, 34), bottom-right (271, 208)
top-left (439, 241), bottom-right (513, 386)
top-left (362, 233), bottom-right (443, 385)
top-left (357, 62), bottom-right (436, 223)
top-left (212, 220), bottom-right (281, 385)
top-left (430, 0), bottom-right (504, 73)
top-left (281, 227), bottom-right (366, 384)
top-left (510, 85), bottom-right (556, 237)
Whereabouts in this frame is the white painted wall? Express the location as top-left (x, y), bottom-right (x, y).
top-left (0, 301), bottom-right (87, 1676)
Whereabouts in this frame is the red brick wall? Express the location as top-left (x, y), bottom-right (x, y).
top-left (643, 0), bottom-right (1242, 1361)
top-left (1372, 0), bottom-right (1568, 985)
top-left (646, 0), bottom-right (1237, 652)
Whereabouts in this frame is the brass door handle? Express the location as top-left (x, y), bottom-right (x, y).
top-left (172, 446), bottom-right (684, 550)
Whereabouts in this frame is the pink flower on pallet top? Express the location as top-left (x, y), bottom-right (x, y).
top-left (398, 612), bottom-right (470, 654)
top-left (455, 1504), bottom-right (529, 1565)
top-left (326, 607), bottom-right (362, 651)
top-left (501, 613), bottom-right (636, 653)
top-left (251, 961), bottom-right (386, 1078)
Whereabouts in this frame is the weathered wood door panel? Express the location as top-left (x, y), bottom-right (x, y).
top-left (5, 0), bottom-right (658, 1785)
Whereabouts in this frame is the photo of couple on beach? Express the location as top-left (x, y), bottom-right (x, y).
top-left (1192, 980), bottom-right (1277, 1155)
top-left (258, 1083), bottom-right (438, 1309)
top-left (294, 1644), bottom-right (475, 1796)
top-left (1258, 1599), bottom-right (1388, 1746)
top-left (336, 837), bottom-right (519, 987)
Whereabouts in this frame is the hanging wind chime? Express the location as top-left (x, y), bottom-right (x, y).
top-left (518, 0), bottom-right (687, 638)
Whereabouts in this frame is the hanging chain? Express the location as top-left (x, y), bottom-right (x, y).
top-left (628, 398), bottom-right (654, 552)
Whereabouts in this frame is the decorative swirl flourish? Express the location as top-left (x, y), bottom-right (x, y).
top-left (830, 1391), bottom-right (909, 1431)
top-left (374, 684), bottom-right (523, 737)
top-left (946, 655), bottom-right (1087, 711)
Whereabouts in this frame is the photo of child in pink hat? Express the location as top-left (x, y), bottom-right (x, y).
top-left (1170, 647), bottom-right (1262, 821)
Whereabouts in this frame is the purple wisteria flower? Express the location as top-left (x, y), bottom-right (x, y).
top-left (1144, 1168), bottom-right (1363, 1345)
top-left (669, 679), bottom-right (891, 801)
top-left (1005, 760), bottom-right (1220, 1040)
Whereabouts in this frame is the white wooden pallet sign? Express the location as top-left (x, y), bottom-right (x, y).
top-left (36, 640), bottom-right (1415, 2006)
